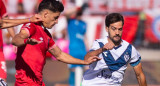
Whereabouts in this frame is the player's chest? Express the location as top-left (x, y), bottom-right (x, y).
top-left (30, 31), bottom-right (51, 50)
top-left (102, 44), bottom-right (132, 64)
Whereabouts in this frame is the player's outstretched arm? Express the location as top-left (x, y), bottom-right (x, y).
top-left (49, 45), bottom-right (101, 65)
top-left (84, 48), bottom-right (103, 61)
top-left (133, 62), bottom-right (147, 86)
top-left (0, 14), bottom-right (42, 29)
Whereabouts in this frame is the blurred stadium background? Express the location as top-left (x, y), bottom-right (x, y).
top-left (1, 0), bottom-right (160, 86)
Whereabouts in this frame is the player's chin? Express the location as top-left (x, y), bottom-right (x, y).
top-left (113, 38), bottom-right (120, 41)
top-left (49, 24), bottom-right (55, 29)
top-left (48, 26), bottom-right (54, 29)
top-left (113, 39), bottom-right (121, 43)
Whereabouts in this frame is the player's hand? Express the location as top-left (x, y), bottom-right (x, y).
top-left (103, 38), bottom-right (115, 51)
top-left (26, 38), bottom-right (42, 45)
top-left (30, 14), bottom-right (42, 23)
top-left (84, 56), bottom-right (101, 65)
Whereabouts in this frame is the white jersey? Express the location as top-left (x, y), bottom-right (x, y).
top-left (82, 37), bottom-right (141, 86)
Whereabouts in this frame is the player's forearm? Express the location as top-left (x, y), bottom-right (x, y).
top-left (12, 34), bottom-right (26, 47)
top-left (56, 52), bottom-right (86, 65)
top-left (84, 48), bottom-right (103, 60)
top-left (7, 27), bottom-right (15, 38)
top-left (137, 73), bottom-right (147, 86)
top-left (1, 19), bottom-right (30, 29)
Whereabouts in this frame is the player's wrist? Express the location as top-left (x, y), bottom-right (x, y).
top-left (102, 47), bottom-right (108, 52)
top-left (83, 60), bottom-right (88, 65)
top-left (27, 18), bottom-right (31, 22)
top-left (101, 47), bottom-right (105, 52)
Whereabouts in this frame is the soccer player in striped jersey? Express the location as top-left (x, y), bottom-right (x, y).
top-left (82, 13), bottom-right (147, 86)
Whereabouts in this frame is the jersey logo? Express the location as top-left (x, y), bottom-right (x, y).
top-left (39, 37), bottom-right (43, 41)
top-left (124, 52), bottom-right (130, 62)
top-left (24, 23), bottom-right (31, 28)
top-left (1, 61), bottom-right (6, 72)
top-left (103, 52), bottom-right (108, 57)
top-left (76, 33), bottom-right (84, 40)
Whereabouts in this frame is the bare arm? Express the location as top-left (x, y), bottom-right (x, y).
top-left (3, 16), bottom-right (15, 38)
top-left (49, 45), bottom-right (101, 65)
top-left (0, 14), bottom-right (42, 29)
top-left (12, 29), bottom-right (29, 46)
top-left (12, 29), bottom-right (41, 47)
top-left (133, 62), bottom-right (147, 86)
top-left (7, 27), bottom-right (15, 38)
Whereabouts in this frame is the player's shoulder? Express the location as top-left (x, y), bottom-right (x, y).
top-left (95, 37), bottom-right (108, 44)
top-left (23, 22), bottom-right (34, 27)
top-left (122, 39), bottom-right (137, 51)
top-left (122, 40), bottom-right (133, 46)
top-left (22, 23), bottom-right (40, 29)
top-left (0, 0), bottom-right (3, 5)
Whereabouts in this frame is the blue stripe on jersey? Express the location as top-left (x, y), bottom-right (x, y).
top-left (130, 57), bottom-right (141, 67)
top-left (98, 42), bottom-right (132, 72)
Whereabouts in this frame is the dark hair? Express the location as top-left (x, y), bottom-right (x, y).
top-left (38, 0), bottom-right (64, 13)
top-left (105, 13), bottom-right (124, 27)
top-left (76, 8), bottom-right (83, 17)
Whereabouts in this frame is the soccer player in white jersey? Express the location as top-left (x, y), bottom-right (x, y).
top-left (82, 13), bottom-right (147, 86)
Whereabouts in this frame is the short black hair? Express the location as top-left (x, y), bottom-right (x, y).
top-left (105, 13), bottom-right (124, 27)
top-left (38, 0), bottom-right (64, 13)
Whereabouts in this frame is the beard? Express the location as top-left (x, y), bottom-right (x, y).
top-left (109, 35), bottom-right (122, 46)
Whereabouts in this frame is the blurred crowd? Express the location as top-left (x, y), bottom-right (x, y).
top-left (2, 0), bottom-right (160, 61)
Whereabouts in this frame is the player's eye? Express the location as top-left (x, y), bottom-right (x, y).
top-left (119, 28), bottom-right (122, 31)
top-left (54, 16), bottom-right (59, 20)
top-left (111, 26), bottom-right (116, 30)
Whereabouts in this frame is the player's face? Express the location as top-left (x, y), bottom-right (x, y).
top-left (42, 10), bottom-right (60, 29)
top-left (106, 21), bottom-right (123, 44)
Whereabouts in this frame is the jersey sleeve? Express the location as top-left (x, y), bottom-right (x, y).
top-left (129, 46), bottom-right (141, 67)
top-left (89, 40), bottom-right (100, 52)
top-left (0, 0), bottom-right (7, 18)
top-left (21, 23), bottom-right (36, 37)
top-left (48, 39), bottom-right (56, 50)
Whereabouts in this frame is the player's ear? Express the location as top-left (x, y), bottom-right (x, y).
top-left (43, 10), bottom-right (49, 18)
top-left (105, 26), bottom-right (109, 32)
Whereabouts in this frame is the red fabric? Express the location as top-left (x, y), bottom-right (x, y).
top-left (0, 0), bottom-right (7, 18)
top-left (15, 23), bottom-right (55, 85)
top-left (0, 0), bottom-right (7, 79)
top-left (145, 28), bottom-right (159, 43)
top-left (122, 16), bottom-right (139, 43)
top-left (144, 15), bottom-right (159, 43)
top-left (95, 23), bottom-right (102, 39)
top-left (0, 52), bottom-right (7, 79)
top-left (21, 23), bottom-right (36, 37)
top-left (18, 0), bottom-right (23, 3)
top-left (38, 0), bottom-right (42, 4)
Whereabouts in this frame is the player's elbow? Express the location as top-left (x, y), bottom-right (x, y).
top-left (12, 38), bottom-right (21, 47)
top-left (12, 39), bottom-right (17, 46)
top-left (55, 52), bottom-right (66, 62)
top-left (56, 55), bottom-right (64, 61)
